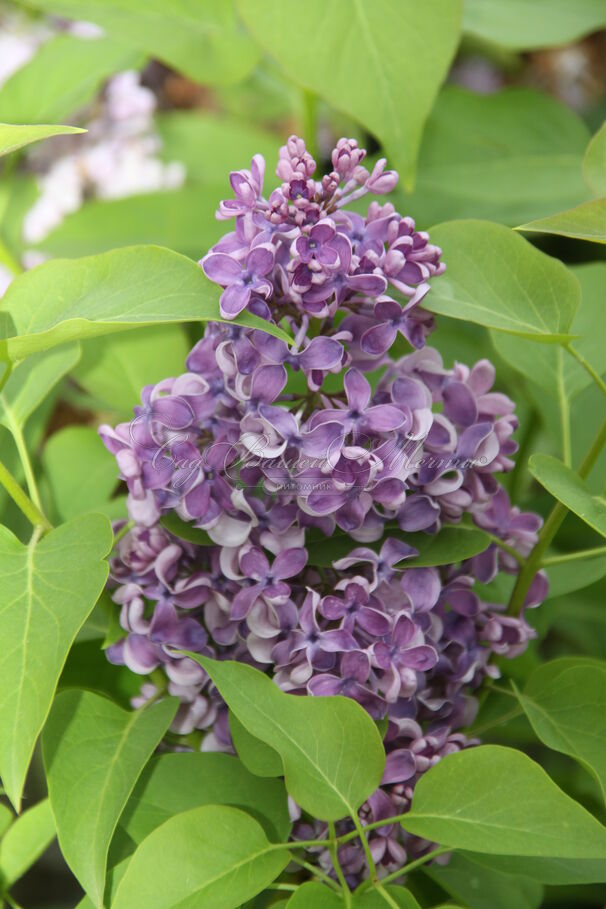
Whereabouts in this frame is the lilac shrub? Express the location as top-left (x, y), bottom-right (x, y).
top-left (100, 135), bottom-right (547, 880)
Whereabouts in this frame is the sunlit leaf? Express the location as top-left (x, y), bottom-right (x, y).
top-left (0, 122), bottom-right (85, 158)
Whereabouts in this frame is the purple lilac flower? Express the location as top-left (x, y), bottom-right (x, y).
top-left (100, 135), bottom-right (547, 885)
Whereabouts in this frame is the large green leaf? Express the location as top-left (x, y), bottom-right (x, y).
top-left (35, 188), bottom-right (222, 260)
top-left (402, 87), bottom-right (590, 227)
top-left (0, 513), bottom-right (112, 810)
top-left (463, 0), bottom-right (606, 49)
top-left (518, 198), bottom-right (606, 244)
top-left (306, 525), bottom-right (490, 568)
top-left (23, 0), bottom-right (260, 86)
top-left (43, 689), bottom-right (176, 906)
top-left (402, 745), bottom-right (606, 857)
top-left (529, 453), bottom-right (606, 538)
top-left (72, 325), bottom-right (189, 419)
top-left (468, 852), bottom-right (606, 886)
top-left (191, 657), bottom-right (385, 820)
top-left (520, 658), bottom-right (606, 802)
top-left (112, 805), bottom-right (289, 909)
top-left (0, 122), bottom-right (84, 158)
top-left (425, 220), bottom-right (579, 340)
top-left (491, 263), bottom-right (606, 400)
top-left (0, 344), bottom-right (80, 431)
top-left (0, 245), bottom-right (290, 362)
top-left (425, 852), bottom-right (543, 909)
top-left (583, 122), bottom-right (606, 196)
top-left (0, 35), bottom-right (139, 124)
top-left (237, 0), bottom-right (462, 187)
top-left (42, 426), bottom-right (122, 522)
top-left (0, 799), bottom-right (55, 889)
top-left (228, 711), bottom-right (283, 778)
top-left (119, 752), bottom-right (291, 844)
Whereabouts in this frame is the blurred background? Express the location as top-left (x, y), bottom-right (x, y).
top-left (1, 2), bottom-right (606, 907)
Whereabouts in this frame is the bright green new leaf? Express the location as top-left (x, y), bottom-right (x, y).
top-left (0, 35), bottom-right (139, 125)
top-left (237, 0), bottom-right (462, 187)
top-left (228, 711), bottom-right (283, 778)
top-left (425, 220), bottom-right (580, 340)
top-left (0, 513), bottom-right (112, 810)
top-left (0, 344), bottom-right (80, 431)
top-left (0, 122), bottom-right (85, 158)
top-left (306, 525), bottom-right (491, 568)
top-left (583, 122), bottom-right (606, 196)
top-left (119, 752), bottom-right (291, 844)
top-left (112, 805), bottom-right (289, 909)
top-left (402, 87), bottom-right (590, 227)
top-left (463, 0), bottom-right (606, 49)
top-left (72, 325), bottom-right (189, 420)
top-left (23, 0), bottom-right (260, 86)
top-left (530, 453), bottom-right (606, 538)
top-left (0, 245), bottom-right (290, 362)
top-left (425, 852), bottom-right (543, 909)
top-left (42, 426), bottom-right (121, 522)
top-left (0, 799), bottom-right (55, 889)
top-left (190, 656), bottom-right (385, 820)
top-left (402, 745), bottom-right (606, 857)
top-left (518, 198), bottom-right (606, 244)
top-left (520, 658), bottom-right (606, 802)
top-left (42, 689), bottom-right (176, 906)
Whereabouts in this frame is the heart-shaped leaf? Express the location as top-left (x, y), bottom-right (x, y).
top-left (43, 689), bottom-right (177, 906)
top-left (190, 656), bottom-right (385, 820)
top-left (111, 805), bottom-right (289, 909)
top-left (425, 220), bottom-right (580, 340)
top-left (0, 513), bottom-right (112, 809)
top-left (402, 745), bottom-right (606, 857)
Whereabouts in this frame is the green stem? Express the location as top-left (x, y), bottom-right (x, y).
top-left (352, 812), bottom-right (378, 883)
top-left (557, 347), bottom-right (571, 466)
top-left (566, 343), bottom-right (606, 400)
top-left (541, 545), bottom-right (606, 566)
top-left (483, 531), bottom-right (525, 565)
top-left (11, 422), bottom-right (43, 512)
top-left (507, 415), bottom-right (606, 615)
top-left (356, 846), bottom-right (451, 894)
top-left (288, 854), bottom-right (342, 893)
top-left (374, 882), bottom-right (400, 908)
top-left (0, 457), bottom-right (52, 531)
top-left (328, 821), bottom-right (351, 905)
top-left (113, 519), bottom-right (135, 546)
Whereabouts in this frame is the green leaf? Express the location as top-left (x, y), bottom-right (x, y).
top-left (42, 426), bottom-right (121, 522)
top-left (0, 245), bottom-right (291, 362)
top-left (520, 658), bottom-right (606, 802)
top-left (24, 0), bottom-right (260, 86)
top-left (0, 344), bottom-right (80, 431)
top-left (285, 883), bottom-right (341, 907)
top-left (306, 525), bottom-right (491, 568)
top-left (0, 805), bottom-right (11, 839)
top-left (119, 752), bottom-right (291, 844)
top-left (228, 711), bottom-right (283, 778)
top-left (425, 852), bottom-right (543, 909)
top-left (72, 325), bottom-right (189, 420)
top-left (190, 656), bottom-right (385, 820)
top-left (402, 744), bottom-right (606, 857)
top-left (0, 799), bottom-right (55, 889)
top-left (112, 805), bottom-right (289, 909)
top-left (402, 87), bottom-right (590, 227)
top-left (159, 512), bottom-right (214, 547)
top-left (518, 198), bottom-right (606, 244)
top-left (529, 453), bottom-right (606, 538)
top-left (583, 122), bottom-right (606, 196)
top-left (35, 188), bottom-right (222, 261)
top-left (0, 35), bottom-right (139, 125)
top-left (467, 852), bottom-right (606, 886)
top-left (237, 0), bottom-right (462, 187)
top-left (0, 512), bottom-right (112, 810)
top-left (463, 0), bottom-right (606, 49)
top-left (545, 550), bottom-right (606, 600)
top-left (353, 887), bottom-right (422, 908)
top-left (491, 263), bottom-right (606, 400)
top-left (0, 122), bottom-right (85, 158)
top-left (425, 220), bottom-right (580, 340)
top-left (42, 689), bottom-right (176, 906)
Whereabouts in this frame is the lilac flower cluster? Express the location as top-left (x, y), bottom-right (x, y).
top-left (100, 136), bottom-right (547, 881)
